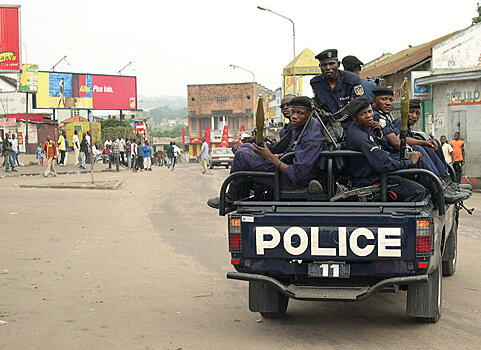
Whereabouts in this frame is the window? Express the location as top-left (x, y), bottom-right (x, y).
top-left (215, 96), bottom-right (229, 103)
top-left (191, 120), bottom-right (197, 132)
top-left (190, 110), bottom-right (196, 116)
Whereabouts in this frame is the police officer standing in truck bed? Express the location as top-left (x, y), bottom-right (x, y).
top-left (310, 49), bottom-right (365, 131)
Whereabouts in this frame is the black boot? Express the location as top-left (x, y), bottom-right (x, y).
top-left (207, 181), bottom-right (241, 209)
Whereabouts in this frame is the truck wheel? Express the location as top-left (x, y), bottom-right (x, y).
top-left (259, 293), bottom-right (289, 319)
top-left (406, 262), bottom-right (442, 323)
top-left (225, 164), bottom-right (229, 169)
top-left (249, 281), bottom-right (289, 318)
top-left (442, 222), bottom-right (457, 276)
top-left (209, 163), bottom-right (214, 169)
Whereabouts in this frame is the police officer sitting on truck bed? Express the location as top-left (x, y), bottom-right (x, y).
top-left (346, 96), bottom-right (426, 202)
top-left (207, 96), bottom-right (325, 209)
top-left (310, 49), bottom-right (365, 131)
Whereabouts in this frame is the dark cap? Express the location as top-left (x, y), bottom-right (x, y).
top-left (409, 99), bottom-right (422, 109)
top-left (348, 96), bottom-right (371, 117)
top-left (288, 96), bottom-right (313, 111)
top-left (341, 55), bottom-right (364, 69)
top-left (372, 86), bottom-right (394, 97)
top-left (315, 49), bottom-right (338, 63)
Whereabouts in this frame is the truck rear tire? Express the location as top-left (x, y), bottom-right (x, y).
top-left (249, 281), bottom-right (289, 318)
top-left (442, 220), bottom-right (458, 276)
top-left (406, 262), bottom-right (442, 323)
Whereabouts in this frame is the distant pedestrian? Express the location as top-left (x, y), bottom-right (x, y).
top-left (130, 139), bottom-right (137, 169)
top-left (157, 151), bottom-right (164, 166)
top-left (40, 135), bottom-right (57, 177)
top-left (2, 133), bottom-right (16, 172)
top-left (450, 132), bottom-right (465, 183)
top-left (37, 145), bottom-right (45, 165)
top-left (58, 131), bottom-right (66, 166)
top-left (119, 136), bottom-right (126, 166)
top-left (79, 132), bottom-right (88, 169)
top-left (64, 137), bottom-right (69, 165)
top-left (173, 142), bottom-right (182, 164)
top-left (199, 138), bottom-right (209, 174)
top-left (166, 142), bottom-right (175, 171)
top-left (440, 135), bottom-right (454, 165)
top-left (109, 138), bottom-right (120, 172)
top-left (126, 138), bottom-right (132, 167)
top-left (73, 130), bottom-right (80, 165)
top-left (10, 133), bottom-right (19, 166)
top-left (134, 140), bottom-right (144, 172)
top-left (143, 141), bottom-right (152, 171)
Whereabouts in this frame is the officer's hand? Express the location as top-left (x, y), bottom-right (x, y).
top-left (410, 151), bottom-right (422, 164)
top-left (251, 142), bottom-right (274, 161)
top-left (370, 121), bottom-right (383, 138)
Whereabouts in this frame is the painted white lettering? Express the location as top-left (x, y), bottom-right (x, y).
top-left (338, 227), bottom-right (347, 256)
top-left (93, 85), bottom-right (103, 93)
top-left (310, 227), bottom-right (336, 256)
top-left (284, 227), bottom-right (308, 256)
top-left (255, 227), bottom-right (280, 255)
top-left (350, 228), bottom-right (375, 257)
top-left (104, 86), bottom-right (114, 93)
top-left (378, 228), bottom-right (401, 257)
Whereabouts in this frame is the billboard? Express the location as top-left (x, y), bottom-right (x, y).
top-left (34, 71), bottom-right (137, 110)
top-left (18, 64), bottom-right (38, 93)
top-left (0, 5), bottom-right (21, 72)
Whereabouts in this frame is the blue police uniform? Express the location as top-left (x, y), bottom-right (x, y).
top-left (392, 118), bottom-right (449, 178)
top-left (231, 117), bottom-right (324, 189)
top-left (346, 122), bottom-right (425, 202)
top-left (361, 78), bottom-right (376, 101)
top-left (310, 70), bottom-right (365, 130)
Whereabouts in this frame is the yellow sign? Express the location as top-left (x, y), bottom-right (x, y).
top-left (18, 64), bottom-right (39, 93)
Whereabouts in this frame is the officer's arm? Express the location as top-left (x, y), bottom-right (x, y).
top-left (386, 133), bottom-right (401, 150)
top-left (357, 135), bottom-right (413, 173)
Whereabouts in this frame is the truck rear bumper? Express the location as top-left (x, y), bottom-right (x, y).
top-left (227, 272), bottom-right (428, 301)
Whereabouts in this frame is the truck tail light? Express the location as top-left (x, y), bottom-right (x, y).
top-left (228, 214), bottom-right (242, 253)
top-left (416, 218), bottom-right (433, 257)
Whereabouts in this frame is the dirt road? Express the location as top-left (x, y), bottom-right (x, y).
top-left (1, 163), bottom-right (480, 349)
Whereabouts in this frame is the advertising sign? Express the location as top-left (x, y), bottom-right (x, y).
top-left (411, 71), bottom-right (431, 100)
top-left (18, 64), bottom-right (38, 92)
top-left (34, 71), bottom-right (137, 110)
top-left (0, 6), bottom-right (21, 72)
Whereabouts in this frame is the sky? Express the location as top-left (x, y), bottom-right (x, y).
top-left (5, 0), bottom-right (479, 98)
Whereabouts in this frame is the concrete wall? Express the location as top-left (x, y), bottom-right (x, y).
top-left (432, 80), bottom-right (481, 176)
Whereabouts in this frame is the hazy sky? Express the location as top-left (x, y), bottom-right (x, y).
top-left (6, 0), bottom-right (479, 98)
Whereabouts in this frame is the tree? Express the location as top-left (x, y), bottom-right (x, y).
top-left (473, 2), bottom-right (481, 24)
top-left (100, 119), bottom-right (137, 142)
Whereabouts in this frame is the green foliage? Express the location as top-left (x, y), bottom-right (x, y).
top-left (473, 2), bottom-right (481, 24)
top-left (152, 124), bottom-right (187, 138)
top-left (144, 105), bottom-right (187, 123)
top-left (100, 119), bottom-right (137, 141)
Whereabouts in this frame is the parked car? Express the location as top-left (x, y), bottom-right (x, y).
top-left (208, 147), bottom-right (235, 169)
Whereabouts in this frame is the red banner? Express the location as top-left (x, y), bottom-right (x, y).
top-left (238, 125), bottom-right (246, 145)
top-left (204, 127), bottom-right (211, 146)
top-left (220, 125), bottom-right (229, 148)
top-left (0, 6), bottom-right (21, 72)
top-left (92, 75), bottom-right (137, 110)
top-left (181, 128), bottom-right (185, 149)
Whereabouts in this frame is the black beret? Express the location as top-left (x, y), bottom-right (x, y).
top-left (342, 55), bottom-right (363, 68)
top-left (288, 96), bottom-right (313, 111)
top-left (372, 86), bottom-right (394, 97)
top-left (348, 96), bottom-right (371, 117)
top-left (409, 99), bottom-right (422, 109)
top-left (315, 49), bottom-right (338, 62)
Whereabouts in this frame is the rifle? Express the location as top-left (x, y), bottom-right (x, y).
top-left (256, 97), bottom-right (264, 145)
top-left (400, 77), bottom-right (410, 160)
top-left (330, 184), bottom-right (395, 202)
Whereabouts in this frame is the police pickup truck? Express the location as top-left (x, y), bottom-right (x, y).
top-left (217, 150), bottom-right (463, 323)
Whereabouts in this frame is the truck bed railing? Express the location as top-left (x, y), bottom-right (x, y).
top-left (218, 150), bottom-right (446, 216)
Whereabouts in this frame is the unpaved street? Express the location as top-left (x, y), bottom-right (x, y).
top-left (1, 163), bottom-right (481, 349)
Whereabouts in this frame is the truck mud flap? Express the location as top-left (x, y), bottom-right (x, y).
top-left (227, 272), bottom-right (428, 301)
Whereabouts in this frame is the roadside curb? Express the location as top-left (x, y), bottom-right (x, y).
top-left (19, 179), bottom-right (122, 190)
top-left (0, 169), bottom-right (126, 178)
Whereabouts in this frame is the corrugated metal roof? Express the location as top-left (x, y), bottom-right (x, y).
top-left (360, 30), bottom-right (464, 79)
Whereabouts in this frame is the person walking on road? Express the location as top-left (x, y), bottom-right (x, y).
top-left (58, 131), bottom-right (67, 166)
top-left (199, 138), bottom-right (210, 174)
top-left (2, 133), bottom-right (16, 172)
top-left (37, 145), bottom-right (45, 166)
top-left (166, 142), bottom-right (175, 171)
top-left (73, 130), bottom-right (80, 165)
top-left (143, 140), bottom-right (152, 171)
top-left (440, 135), bottom-right (454, 165)
top-left (134, 140), bottom-right (144, 172)
top-left (10, 133), bottom-right (19, 166)
top-left (130, 139), bottom-right (137, 169)
top-left (450, 132), bottom-right (465, 183)
top-left (40, 135), bottom-right (57, 177)
top-left (79, 133), bottom-right (88, 169)
top-left (109, 138), bottom-right (120, 172)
